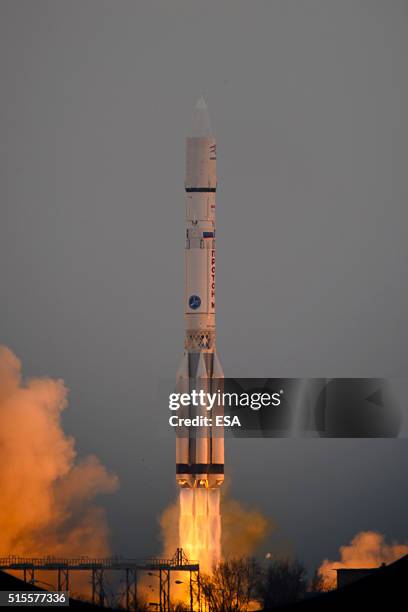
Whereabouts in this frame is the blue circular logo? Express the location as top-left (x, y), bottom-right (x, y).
top-left (189, 295), bottom-right (201, 310)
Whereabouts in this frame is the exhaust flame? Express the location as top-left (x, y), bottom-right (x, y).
top-left (318, 531), bottom-right (408, 590)
top-left (179, 488), bottom-right (221, 572)
top-left (0, 346), bottom-right (118, 558)
top-left (160, 489), bottom-right (271, 576)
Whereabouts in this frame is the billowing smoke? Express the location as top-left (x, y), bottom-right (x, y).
top-left (159, 497), bottom-right (180, 558)
top-left (221, 497), bottom-right (271, 559)
top-left (318, 531), bottom-right (408, 590)
top-left (0, 346), bottom-right (118, 557)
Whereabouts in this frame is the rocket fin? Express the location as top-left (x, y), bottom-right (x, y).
top-left (176, 352), bottom-right (189, 380)
top-left (212, 352), bottom-right (224, 378)
top-left (196, 352), bottom-right (208, 379)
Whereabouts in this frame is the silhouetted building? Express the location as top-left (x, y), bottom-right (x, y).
top-left (265, 554), bottom-right (408, 611)
top-left (336, 567), bottom-right (380, 589)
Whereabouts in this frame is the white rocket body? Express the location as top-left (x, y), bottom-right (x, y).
top-left (176, 99), bottom-right (224, 489)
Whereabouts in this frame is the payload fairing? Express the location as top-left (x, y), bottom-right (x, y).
top-left (176, 98), bottom-right (224, 489)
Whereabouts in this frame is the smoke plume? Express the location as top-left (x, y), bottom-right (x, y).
top-left (0, 346), bottom-right (118, 558)
top-left (222, 497), bottom-right (271, 559)
top-left (318, 531), bottom-right (408, 590)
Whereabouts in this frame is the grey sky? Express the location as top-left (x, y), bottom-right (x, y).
top-left (0, 0), bottom-right (407, 571)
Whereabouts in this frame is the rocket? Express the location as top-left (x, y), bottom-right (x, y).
top-left (176, 98), bottom-right (224, 489)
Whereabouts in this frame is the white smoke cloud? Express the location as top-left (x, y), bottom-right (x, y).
top-left (0, 345), bottom-right (118, 557)
top-left (318, 531), bottom-right (408, 590)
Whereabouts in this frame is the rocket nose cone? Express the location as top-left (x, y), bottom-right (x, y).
top-left (190, 96), bottom-right (213, 137)
top-left (196, 96), bottom-right (207, 111)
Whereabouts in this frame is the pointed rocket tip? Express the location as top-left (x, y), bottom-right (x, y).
top-left (190, 96), bottom-right (213, 137)
top-left (195, 96), bottom-right (207, 110)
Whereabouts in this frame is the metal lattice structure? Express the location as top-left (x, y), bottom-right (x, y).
top-left (185, 330), bottom-right (215, 351)
top-left (0, 548), bottom-right (200, 612)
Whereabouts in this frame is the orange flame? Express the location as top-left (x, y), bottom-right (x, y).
top-left (160, 489), bottom-right (270, 608)
top-left (160, 488), bottom-right (271, 569)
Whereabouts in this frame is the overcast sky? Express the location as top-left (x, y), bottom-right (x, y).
top-left (0, 0), bottom-right (407, 571)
